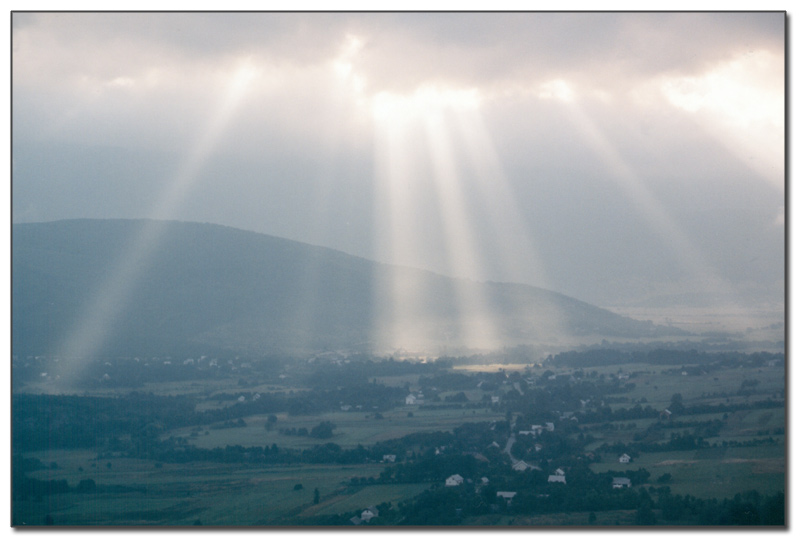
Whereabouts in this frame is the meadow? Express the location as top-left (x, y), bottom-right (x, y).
top-left (13, 350), bottom-right (785, 526)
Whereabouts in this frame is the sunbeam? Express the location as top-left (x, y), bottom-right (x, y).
top-left (450, 107), bottom-right (574, 342)
top-left (368, 80), bottom-right (513, 352)
top-left (371, 107), bottom-right (436, 352)
top-left (560, 97), bottom-right (769, 333)
top-left (57, 59), bottom-right (260, 375)
top-left (422, 107), bottom-right (501, 350)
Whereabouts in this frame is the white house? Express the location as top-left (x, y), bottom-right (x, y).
top-left (554, 468), bottom-right (565, 476)
top-left (361, 506), bottom-right (379, 521)
top-left (548, 474), bottom-right (566, 484)
top-left (405, 394), bottom-right (417, 405)
top-left (496, 491), bottom-right (517, 501)
top-left (612, 477), bottom-right (632, 489)
top-left (446, 474), bottom-right (464, 487)
top-left (512, 460), bottom-right (532, 472)
top-left (545, 422), bottom-right (555, 432)
top-left (619, 453), bottom-right (631, 463)
top-left (382, 454), bottom-right (396, 463)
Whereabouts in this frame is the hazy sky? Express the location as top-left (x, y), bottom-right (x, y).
top-left (11, 12), bottom-right (785, 312)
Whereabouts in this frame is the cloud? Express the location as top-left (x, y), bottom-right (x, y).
top-left (11, 12), bottom-right (785, 313)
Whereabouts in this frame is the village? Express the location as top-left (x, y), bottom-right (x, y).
top-left (12, 347), bottom-right (786, 525)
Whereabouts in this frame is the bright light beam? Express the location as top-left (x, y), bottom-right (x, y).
top-left (423, 109), bottom-right (501, 350)
top-left (562, 100), bottom-right (763, 333)
top-left (57, 60), bottom-right (259, 372)
top-left (371, 111), bottom-right (435, 352)
top-left (451, 107), bottom-right (574, 342)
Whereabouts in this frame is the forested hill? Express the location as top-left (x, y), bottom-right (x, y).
top-left (12, 219), bottom-right (685, 357)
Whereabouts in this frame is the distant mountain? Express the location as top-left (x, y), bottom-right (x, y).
top-left (12, 219), bottom-right (686, 357)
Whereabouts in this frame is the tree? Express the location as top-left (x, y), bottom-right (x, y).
top-left (635, 502), bottom-right (657, 525)
top-left (314, 487), bottom-right (320, 505)
top-left (669, 393), bottom-right (684, 415)
top-left (310, 421), bottom-right (336, 439)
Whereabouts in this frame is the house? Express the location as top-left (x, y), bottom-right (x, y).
top-left (349, 516), bottom-right (362, 525)
top-left (489, 441), bottom-right (500, 448)
top-left (548, 474), bottom-right (566, 484)
top-left (530, 425), bottom-right (544, 435)
top-left (545, 422), bottom-right (555, 432)
top-left (382, 454), bottom-right (396, 463)
top-left (518, 430), bottom-right (536, 436)
top-left (554, 468), bottom-right (565, 476)
top-left (496, 491), bottom-right (517, 501)
top-left (491, 396), bottom-right (500, 404)
top-left (480, 477), bottom-right (490, 485)
top-left (612, 477), bottom-right (632, 489)
top-left (660, 409), bottom-right (672, 420)
top-left (619, 453), bottom-right (631, 464)
top-left (361, 506), bottom-right (379, 521)
top-left (445, 474), bottom-right (464, 486)
top-left (512, 460), bottom-right (533, 472)
top-left (405, 394), bottom-right (417, 405)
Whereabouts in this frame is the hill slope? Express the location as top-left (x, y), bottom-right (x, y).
top-left (12, 219), bottom-right (684, 357)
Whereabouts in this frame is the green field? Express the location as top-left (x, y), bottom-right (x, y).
top-left (14, 353), bottom-right (785, 526)
top-left (14, 457), bottom-right (397, 526)
top-left (589, 442), bottom-right (785, 499)
top-left (173, 405), bottom-right (500, 449)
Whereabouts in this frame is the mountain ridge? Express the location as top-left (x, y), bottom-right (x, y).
top-left (12, 218), bottom-right (686, 357)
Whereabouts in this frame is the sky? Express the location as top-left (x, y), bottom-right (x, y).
top-left (10, 11), bottom-right (786, 329)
